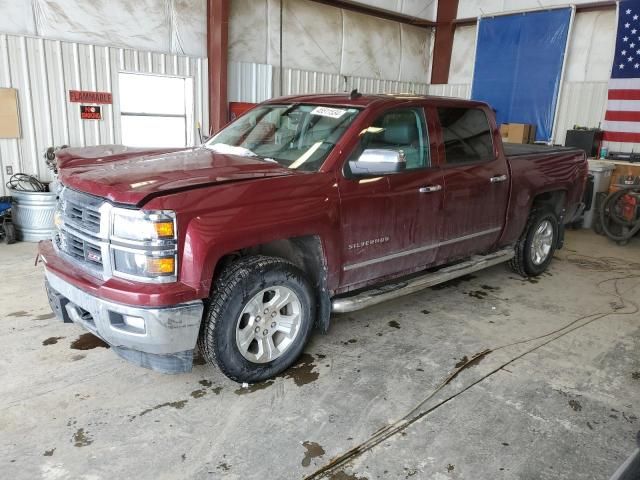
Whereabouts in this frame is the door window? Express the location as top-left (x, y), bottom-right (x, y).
top-left (348, 108), bottom-right (429, 172)
top-left (437, 108), bottom-right (494, 164)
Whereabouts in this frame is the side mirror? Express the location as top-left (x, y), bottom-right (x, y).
top-left (348, 149), bottom-right (406, 176)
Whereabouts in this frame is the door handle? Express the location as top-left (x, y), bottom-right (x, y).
top-left (419, 185), bottom-right (442, 193)
top-left (489, 174), bottom-right (508, 183)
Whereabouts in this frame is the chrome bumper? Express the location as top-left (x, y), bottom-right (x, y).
top-left (45, 269), bottom-right (204, 373)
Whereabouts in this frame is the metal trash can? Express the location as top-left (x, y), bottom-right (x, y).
top-left (583, 160), bottom-right (616, 229)
top-left (9, 189), bottom-right (57, 242)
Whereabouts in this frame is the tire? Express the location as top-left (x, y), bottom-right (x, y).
top-left (4, 221), bottom-right (16, 244)
top-left (509, 209), bottom-right (559, 277)
top-left (198, 255), bottom-right (315, 383)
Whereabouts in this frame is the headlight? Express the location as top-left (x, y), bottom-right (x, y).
top-left (112, 249), bottom-right (176, 279)
top-left (110, 208), bottom-right (178, 283)
top-left (111, 208), bottom-right (176, 243)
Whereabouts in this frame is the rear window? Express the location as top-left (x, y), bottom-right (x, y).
top-left (437, 107), bottom-right (494, 164)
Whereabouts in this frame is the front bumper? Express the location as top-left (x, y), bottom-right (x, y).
top-left (45, 269), bottom-right (204, 374)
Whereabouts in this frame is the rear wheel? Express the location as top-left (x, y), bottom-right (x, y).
top-left (510, 209), bottom-right (559, 277)
top-left (198, 256), bottom-right (314, 383)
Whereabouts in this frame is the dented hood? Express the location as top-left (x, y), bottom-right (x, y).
top-left (57, 145), bottom-right (295, 206)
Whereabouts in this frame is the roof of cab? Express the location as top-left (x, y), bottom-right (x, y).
top-left (261, 92), bottom-right (490, 109)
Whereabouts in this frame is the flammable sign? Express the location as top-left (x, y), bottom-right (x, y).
top-left (80, 105), bottom-right (102, 120)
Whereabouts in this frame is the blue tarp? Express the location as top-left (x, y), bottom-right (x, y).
top-left (471, 9), bottom-right (572, 142)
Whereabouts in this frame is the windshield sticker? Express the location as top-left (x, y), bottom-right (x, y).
top-left (310, 106), bottom-right (347, 119)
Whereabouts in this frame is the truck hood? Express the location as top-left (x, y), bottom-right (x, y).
top-left (57, 145), bottom-right (296, 205)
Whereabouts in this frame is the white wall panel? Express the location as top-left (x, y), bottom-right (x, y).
top-left (0, 0), bottom-right (37, 36)
top-left (564, 9), bottom-right (616, 82)
top-left (0, 34), bottom-right (208, 195)
top-left (229, 0), bottom-right (269, 64)
top-left (449, 24), bottom-right (477, 85)
top-left (0, 0), bottom-right (205, 57)
top-left (229, 0), bottom-right (432, 84)
top-left (457, 0), bottom-right (609, 18)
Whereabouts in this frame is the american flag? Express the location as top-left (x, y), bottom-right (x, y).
top-left (604, 0), bottom-right (640, 143)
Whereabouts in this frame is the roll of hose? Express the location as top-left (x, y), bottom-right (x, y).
top-left (6, 174), bottom-right (48, 192)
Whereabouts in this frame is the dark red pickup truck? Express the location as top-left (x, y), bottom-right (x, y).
top-left (40, 93), bottom-right (588, 382)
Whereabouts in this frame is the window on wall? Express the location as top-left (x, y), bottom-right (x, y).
top-left (119, 73), bottom-right (193, 148)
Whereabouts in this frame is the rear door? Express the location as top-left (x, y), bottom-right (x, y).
top-left (433, 106), bottom-right (509, 264)
top-left (338, 106), bottom-right (444, 289)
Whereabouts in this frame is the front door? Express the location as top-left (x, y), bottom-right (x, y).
top-left (338, 107), bottom-right (443, 290)
top-left (433, 106), bottom-right (509, 264)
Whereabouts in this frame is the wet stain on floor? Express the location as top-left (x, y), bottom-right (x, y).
top-left (342, 338), bottom-right (358, 345)
top-left (632, 372), bottom-right (640, 380)
top-left (8, 310), bottom-right (29, 317)
top-left (283, 353), bottom-right (320, 386)
top-left (71, 354), bottom-right (85, 361)
top-left (35, 313), bottom-right (55, 320)
top-left (481, 285), bottom-right (500, 291)
top-left (569, 400), bottom-right (582, 412)
top-left (72, 428), bottom-right (92, 447)
top-left (467, 290), bottom-right (488, 299)
top-left (199, 379), bottom-right (213, 387)
top-left (42, 336), bottom-right (64, 346)
top-left (131, 400), bottom-right (188, 420)
top-left (191, 389), bottom-right (206, 398)
top-left (421, 309), bottom-right (430, 315)
top-left (217, 462), bottom-right (231, 472)
top-left (70, 333), bottom-right (109, 350)
top-left (43, 448), bottom-right (55, 456)
top-left (301, 441), bottom-right (325, 467)
top-left (447, 464), bottom-right (455, 473)
top-left (388, 320), bottom-right (401, 329)
top-left (234, 380), bottom-right (275, 395)
top-left (430, 274), bottom-right (476, 291)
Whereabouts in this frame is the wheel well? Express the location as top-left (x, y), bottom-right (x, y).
top-left (531, 190), bottom-right (567, 217)
top-left (212, 236), bottom-right (332, 332)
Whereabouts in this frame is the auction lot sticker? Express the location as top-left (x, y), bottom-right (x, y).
top-left (310, 106), bottom-right (347, 118)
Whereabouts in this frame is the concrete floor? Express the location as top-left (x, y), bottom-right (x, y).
top-left (1, 230), bottom-right (639, 480)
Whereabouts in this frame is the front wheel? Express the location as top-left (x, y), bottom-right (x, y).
top-left (510, 209), bottom-right (559, 277)
top-left (198, 256), bottom-right (315, 383)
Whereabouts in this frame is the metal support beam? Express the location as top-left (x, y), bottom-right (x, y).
top-left (207, 0), bottom-right (229, 135)
top-left (430, 0), bottom-right (459, 84)
top-left (308, 0), bottom-right (435, 27)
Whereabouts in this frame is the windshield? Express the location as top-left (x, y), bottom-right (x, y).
top-left (204, 104), bottom-right (360, 172)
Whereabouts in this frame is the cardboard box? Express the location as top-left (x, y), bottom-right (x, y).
top-left (500, 123), bottom-right (536, 144)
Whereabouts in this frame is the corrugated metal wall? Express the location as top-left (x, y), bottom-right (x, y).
top-left (553, 81), bottom-right (608, 146)
top-left (427, 83), bottom-right (472, 99)
top-left (0, 33), bottom-right (208, 195)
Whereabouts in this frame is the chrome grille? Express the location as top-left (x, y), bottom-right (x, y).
top-left (61, 188), bottom-right (103, 234)
top-left (55, 187), bottom-right (107, 277)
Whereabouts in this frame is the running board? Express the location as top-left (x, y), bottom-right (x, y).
top-left (331, 248), bottom-right (515, 313)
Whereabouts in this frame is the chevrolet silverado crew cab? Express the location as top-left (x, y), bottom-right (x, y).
top-left (40, 93), bottom-right (588, 382)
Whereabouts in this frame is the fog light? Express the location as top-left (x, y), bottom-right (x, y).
top-left (123, 314), bottom-right (145, 332)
